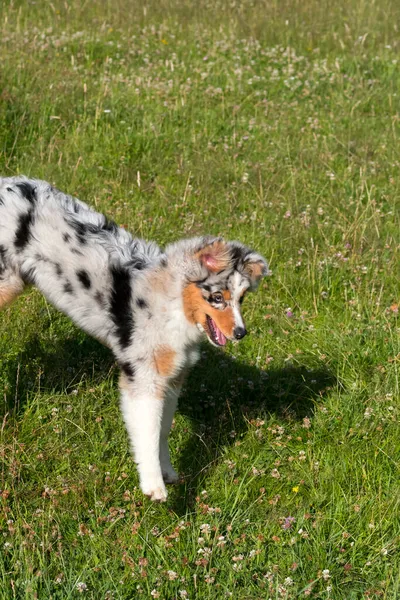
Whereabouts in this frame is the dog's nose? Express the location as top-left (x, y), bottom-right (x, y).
top-left (234, 326), bottom-right (247, 340)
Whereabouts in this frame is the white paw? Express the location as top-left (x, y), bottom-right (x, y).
top-left (162, 468), bottom-right (179, 484)
top-left (141, 481), bottom-right (168, 502)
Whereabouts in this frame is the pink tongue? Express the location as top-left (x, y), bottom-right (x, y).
top-left (214, 322), bottom-right (227, 346)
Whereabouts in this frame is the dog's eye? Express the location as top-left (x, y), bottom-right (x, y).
top-left (209, 292), bottom-right (224, 304)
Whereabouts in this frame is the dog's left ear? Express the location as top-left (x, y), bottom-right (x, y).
top-left (243, 251), bottom-right (269, 290)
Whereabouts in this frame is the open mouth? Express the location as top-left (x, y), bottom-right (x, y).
top-left (205, 315), bottom-right (227, 347)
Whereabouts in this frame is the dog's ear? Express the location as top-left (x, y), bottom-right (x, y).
top-left (243, 251), bottom-right (268, 289)
top-left (196, 239), bottom-right (231, 273)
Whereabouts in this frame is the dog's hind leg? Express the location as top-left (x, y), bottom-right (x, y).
top-left (0, 272), bottom-right (24, 310)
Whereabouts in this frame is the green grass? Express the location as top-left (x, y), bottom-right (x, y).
top-left (1, 0), bottom-right (400, 597)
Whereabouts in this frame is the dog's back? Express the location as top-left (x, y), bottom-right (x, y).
top-left (0, 176), bottom-right (162, 346)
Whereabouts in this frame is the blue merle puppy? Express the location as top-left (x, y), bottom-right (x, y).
top-left (0, 176), bottom-right (267, 501)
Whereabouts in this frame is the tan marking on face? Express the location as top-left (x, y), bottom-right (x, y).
top-left (196, 241), bottom-right (230, 272)
top-left (209, 305), bottom-right (235, 337)
top-left (0, 281), bottom-right (24, 309)
top-left (153, 345), bottom-right (176, 377)
top-left (245, 261), bottom-right (264, 282)
top-left (222, 289), bottom-right (231, 302)
top-left (182, 283), bottom-right (236, 338)
top-left (182, 283), bottom-right (203, 325)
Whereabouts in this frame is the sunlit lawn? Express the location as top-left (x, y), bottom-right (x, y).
top-left (0, 1), bottom-right (399, 598)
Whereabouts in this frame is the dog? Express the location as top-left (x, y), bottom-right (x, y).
top-left (0, 176), bottom-right (267, 501)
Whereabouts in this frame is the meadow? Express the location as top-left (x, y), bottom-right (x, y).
top-left (0, 0), bottom-right (399, 597)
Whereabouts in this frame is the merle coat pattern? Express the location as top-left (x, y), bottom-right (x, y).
top-left (0, 176), bottom-right (267, 501)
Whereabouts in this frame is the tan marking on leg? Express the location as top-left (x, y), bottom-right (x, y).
top-left (153, 345), bottom-right (176, 377)
top-left (0, 280), bottom-right (24, 309)
top-left (119, 372), bottom-right (131, 394)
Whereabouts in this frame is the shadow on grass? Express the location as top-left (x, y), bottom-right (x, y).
top-left (173, 345), bottom-right (337, 513)
top-left (1, 335), bottom-right (337, 512)
top-left (1, 333), bottom-right (113, 414)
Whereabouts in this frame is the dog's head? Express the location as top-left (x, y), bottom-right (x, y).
top-left (177, 237), bottom-right (268, 347)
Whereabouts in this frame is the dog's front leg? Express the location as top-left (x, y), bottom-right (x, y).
top-left (119, 374), bottom-right (167, 502)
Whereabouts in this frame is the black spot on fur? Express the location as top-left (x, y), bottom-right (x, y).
top-left (16, 182), bottom-right (36, 204)
top-left (136, 297), bottom-right (148, 309)
top-left (95, 291), bottom-right (105, 307)
top-left (63, 281), bottom-right (73, 294)
top-left (21, 266), bottom-right (37, 285)
top-left (71, 247), bottom-right (84, 256)
top-left (101, 217), bottom-right (119, 233)
top-left (72, 221), bottom-right (88, 245)
top-left (120, 361), bottom-right (136, 380)
top-left (72, 200), bottom-right (81, 214)
top-left (126, 256), bottom-right (146, 270)
top-left (229, 245), bottom-right (245, 268)
top-left (15, 209), bottom-right (35, 251)
top-left (68, 216), bottom-right (119, 245)
top-left (109, 265), bottom-right (134, 349)
top-left (0, 245), bottom-right (7, 273)
top-left (77, 269), bottom-right (91, 289)
top-left (54, 263), bottom-right (63, 277)
top-left (63, 232), bottom-right (72, 243)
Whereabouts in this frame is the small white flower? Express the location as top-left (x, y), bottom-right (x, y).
top-left (76, 582), bottom-right (88, 593)
top-left (232, 554), bottom-right (244, 562)
top-left (322, 569), bottom-right (330, 580)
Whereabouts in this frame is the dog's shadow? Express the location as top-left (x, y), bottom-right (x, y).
top-left (173, 346), bottom-right (336, 512)
top-left (1, 334), bottom-right (337, 513)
